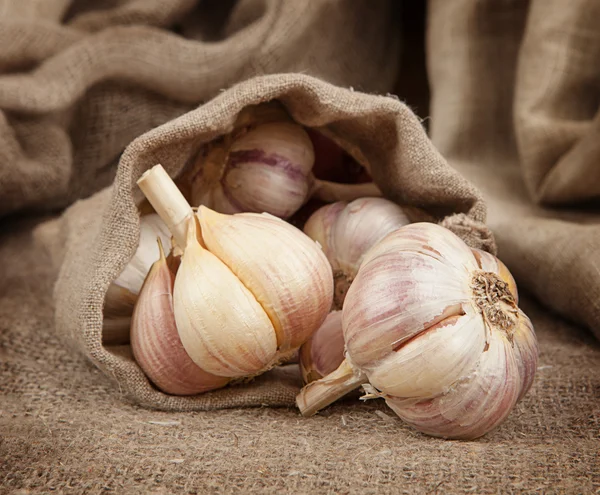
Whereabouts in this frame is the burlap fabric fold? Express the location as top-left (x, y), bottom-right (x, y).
top-left (427, 0), bottom-right (600, 339)
top-left (0, 0), bottom-right (399, 218)
top-left (54, 73), bottom-right (495, 411)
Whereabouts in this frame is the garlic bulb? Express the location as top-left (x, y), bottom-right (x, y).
top-left (296, 223), bottom-right (538, 440)
top-left (131, 239), bottom-right (229, 395)
top-left (103, 213), bottom-right (171, 344)
top-left (299, 311), bottom-right (345, 384)
top-left (190, 121), bottom-right (316, 219)
top-left (304, 197), bottom-right (411, 307)
top-left (136, 165), bottom-right (333, 384)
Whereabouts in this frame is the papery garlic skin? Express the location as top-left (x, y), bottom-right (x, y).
top-left (342, 223), bottom-right (538, 439)
top-left (197, 206), bottom-right (333, 354)
top-left (304, 198), bottom-right (410, 308)
top-left (173, 221), bottom-right (278, 377)
top-left (300, 311), bottom-right (345, 384)
top-left (191, 122), bottom-right (315, 219)
top-left (131, 240), bottom-right (229, 395)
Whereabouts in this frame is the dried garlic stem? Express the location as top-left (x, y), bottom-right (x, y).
top-left (296, 358), bottom-right (367, 416)
top-left (311, 180), bottom-right (382, 203)
top-left (137, 165), bottom-right (194, 249)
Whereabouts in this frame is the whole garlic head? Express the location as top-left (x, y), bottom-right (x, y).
top-left (304, 197), bottom-right (411, 308)
top-left (190, 122), bottom-right (315, 219)
top-left (297, 222), bottom-right (538, 440)
top-left (166, 206), bottom-right (333, 381)
top-left (135, 164), bottom-right (333, 392)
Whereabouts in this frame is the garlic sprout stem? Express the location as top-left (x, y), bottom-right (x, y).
top-left (137, 164), bottom-right (194, 249)
top-left (296, 358), bottom-right (368, 416)
top-left (311, 180), bottom-right (382, 203)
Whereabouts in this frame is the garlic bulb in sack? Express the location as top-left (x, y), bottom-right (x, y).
top-left (103, 213), bottom-right (171, 344)
top-left (190, 121), bottom-right (316, 219)
top-left (296, 223), bottom-right (538, 440)
top-left (134, 165), bottom-right (333, 391)
top-left (304, 197), bottom-right (411, 307)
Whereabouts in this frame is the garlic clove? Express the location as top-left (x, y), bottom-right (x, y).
top-left (343, 249), bottom-right (472, 368)
top-left (173, 219), bottom-right (278, 377)
top-left (385, 330), bottom-right (521, 439)
top-left (364, 308), bottom-right (486, 398)
top-left (299, 311), bottom-right (345, 384)
top-left (131, 239), bottom-right (229, 395)
top-left (197, 206), bottom-right (333, 353)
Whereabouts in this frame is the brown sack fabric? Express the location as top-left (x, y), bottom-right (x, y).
top-left (54, 73), bottom-right (494, 411)
top-left (0, 0), bottom-right (400, 218)
top-left (428, 0), bottom-right (600, 339)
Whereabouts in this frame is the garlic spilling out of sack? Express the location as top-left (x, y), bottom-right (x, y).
top-left (190, 121), bottom-right (316, 219)
top-left (103, 213), bottom-right (171, 344)
top-left (299, 311), bottom-right (345, 384)
top-left (296, 223), bottom-right (538, 440)
top-left (131, 238), bottom-right (229, 395)
top-left (135, 165), bottom-right (333, 385)
top-left (304, 197), bottom-right (411, 308)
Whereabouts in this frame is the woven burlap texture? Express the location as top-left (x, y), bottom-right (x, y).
top-left (0, 0), bottom-right (399, 218)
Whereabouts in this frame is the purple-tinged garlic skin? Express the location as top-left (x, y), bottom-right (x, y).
top-left (131, 240), bottom-right (229, 395)
top-left (342, 222), bottom-right (538, 439)
top-left (304, 197), bottom-right (410, 308)
top-left (300, 311), bottom-right (345, 384)
top-left (191, 122), bottom-right (315, 219)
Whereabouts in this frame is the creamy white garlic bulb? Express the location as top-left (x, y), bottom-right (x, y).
top-left (304, 197), bottom-right (411, 307)
top-left (190, 122), bottom-right (315, 219)
top-left (297, 222), bottom-right (538, 440)
top-left (134, 165), bottom-right (334, 391)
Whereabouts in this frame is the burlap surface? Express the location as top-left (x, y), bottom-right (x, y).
top-left (1, 218), bottom-right (599, 494)
top-left (427, 0), bottom-right (600, 339)
top-left (0, 0), bottom-right (399, 218)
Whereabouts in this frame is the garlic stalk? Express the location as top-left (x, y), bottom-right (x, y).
top-left (130, 238), bottom-right (229, 395)
top-left (296, 222), bottom-right (538, 440)
top-left (103, 213), bottom-right (171, 344)
top-left (137, 164), bottom-right (333, 383)
top-left (299, 311), bottom-right (345, 384)
top-left (304, 197), bottom-right (411, 308)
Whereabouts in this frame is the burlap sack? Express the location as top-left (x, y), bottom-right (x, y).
top-left (427, 0), bottom-right (600, 339)
top-left (54, 73), bottom-right (495, 411)
top-left (0, 0), bottom-right (400, 218)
